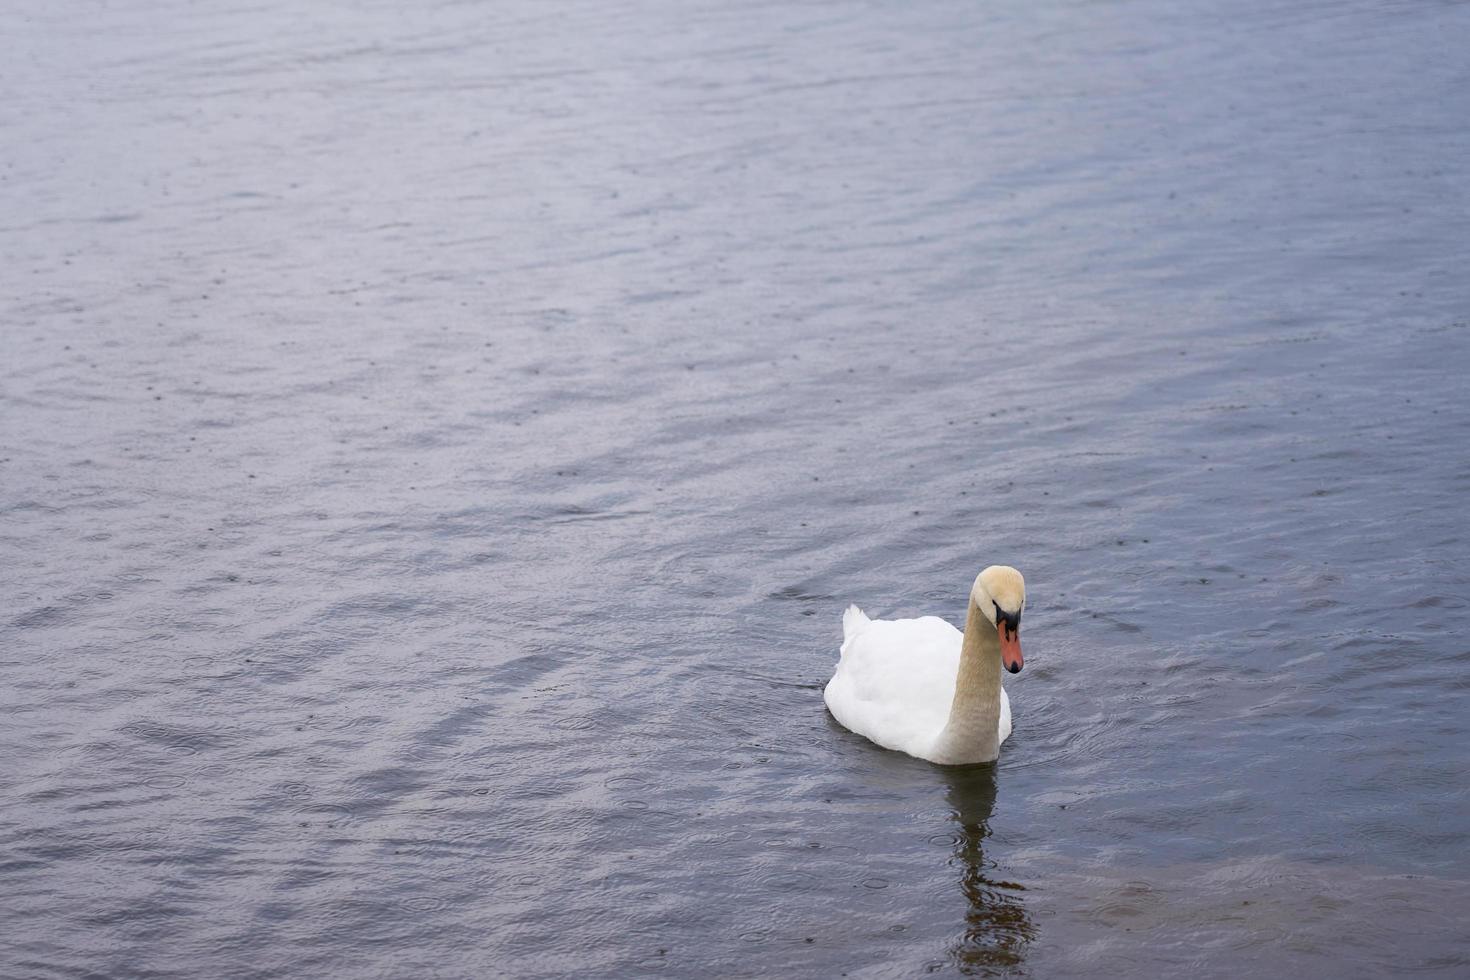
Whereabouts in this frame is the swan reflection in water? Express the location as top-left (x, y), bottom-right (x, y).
top-left (940, 764), bottom-right (1035, 974)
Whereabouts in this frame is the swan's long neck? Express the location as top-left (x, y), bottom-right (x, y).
top-left (931, 600), bottom-right (1004, 764)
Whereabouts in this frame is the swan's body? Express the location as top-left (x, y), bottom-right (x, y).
top-left (825, 607), bottom-right (1011, 758)
top-left (824, 566), bottom-right (1026, 765)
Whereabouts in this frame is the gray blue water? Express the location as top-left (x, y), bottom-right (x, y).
top-left (4, 0), bottom-right (1469, 976)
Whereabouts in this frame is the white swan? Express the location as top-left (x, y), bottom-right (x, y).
top-left (824, 566), bottom-right (1026, 765)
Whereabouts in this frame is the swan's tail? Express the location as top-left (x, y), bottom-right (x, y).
top-left (841, 604), bottom-right (872, 648)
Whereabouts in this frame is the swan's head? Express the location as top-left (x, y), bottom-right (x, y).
top-left (971, 565), bottom-right (1026, 674)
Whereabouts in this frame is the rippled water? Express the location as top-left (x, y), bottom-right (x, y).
top-left (4, 0), bottom-right (1470, 976)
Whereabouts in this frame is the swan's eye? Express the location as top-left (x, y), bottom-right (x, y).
top-left (993, 605), bottom-right (1021, 637)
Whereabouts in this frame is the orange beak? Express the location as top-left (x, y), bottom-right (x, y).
top-left (999, 622), bottom-right (1023, 674)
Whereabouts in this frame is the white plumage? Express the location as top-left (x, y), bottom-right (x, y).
top-left (824, 606), bottom-right (1011, 761)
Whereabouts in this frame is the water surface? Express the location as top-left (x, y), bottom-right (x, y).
top-left (4, 0), bottom-right (1469, 976)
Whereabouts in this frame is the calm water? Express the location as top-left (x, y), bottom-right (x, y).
top-left (4, 0), bottom-right (1470, 976)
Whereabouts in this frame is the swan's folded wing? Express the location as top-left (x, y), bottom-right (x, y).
top-left (824, 616), bottom-right (962, 757)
